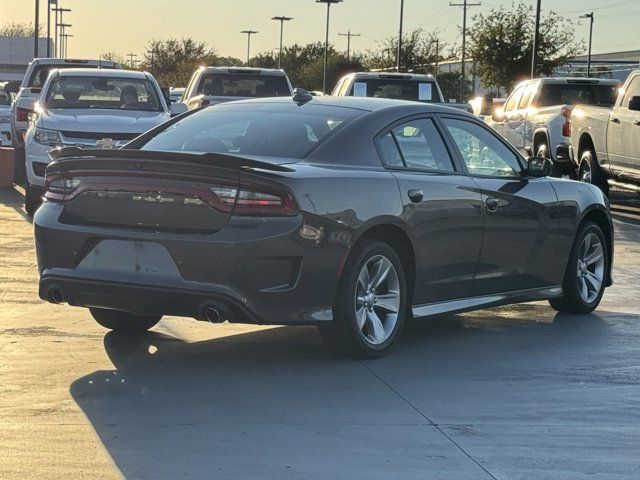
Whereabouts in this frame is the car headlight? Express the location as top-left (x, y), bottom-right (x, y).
top-left (0, 115), bottom-right (10, 123)
top-left (34, 127), bottom-right (62, 147)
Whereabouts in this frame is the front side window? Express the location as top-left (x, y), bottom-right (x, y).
top-left (139, 103), bottom-right (362, 159)
top-left (197, 73), bottom-right (290, 98)
top-left (379, 119), bottom-right (454, 172)
top-left (442, 117), bottom-right (522, 177)
top-left (43, 76), bottom-right (162, 111)
top-left (503, 85), bottom-right (525, 112)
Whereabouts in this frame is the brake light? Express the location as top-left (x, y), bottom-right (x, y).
top-left (199, 98), bottom-right (211, 107)
top-left (16, 107), bottom-right (32, 122)
top-left (210, 183), bottom-right (297, 216)
top-left (561, 106), bottom-right (572, 137)
top-left (43, 176), bottom-right (81, 203)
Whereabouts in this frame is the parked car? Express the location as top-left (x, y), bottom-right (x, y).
top-left (486, 77), bottom-right (620, 176)
top-left (331, 72), bottom-right (472, 112)
top-left (0, 85), bottom-right (13, 146)
top-left (169, 87), bottom-right (185, 103)
top-left (570, 69), bottom-right (640, 194)
top-left (34, 95), bottom-right (613, 357)
top-left (10, 58), bottom-right (120, 149)
top-left (24, 68), bottom-right (171, 215)
top-left (178, 66), bottom-right (293, 111)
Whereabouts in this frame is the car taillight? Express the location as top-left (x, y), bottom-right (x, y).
top-left (561, 106), bottom-right (572, 138)
top-left (199, 98), bottom-right (211, 107)
top-left (43, 176), bottom-right (82, 203)
top-left (210, 183), bottom-right (297, 216)
top-left (16, 107), bottom-right (31, 122)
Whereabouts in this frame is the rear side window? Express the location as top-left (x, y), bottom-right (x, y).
top-left (27, 64), bottom-right (107, 88)
top-left (140, 103), bottom-right (362, 159)
top-left (537, 83), bottom-right (619, 107)
top-left (197, 73), bottom-right (290, 98)
top-left (351, 79), bottom-right (438, 102)
top-left (379, 119), bottom-right (454, 172)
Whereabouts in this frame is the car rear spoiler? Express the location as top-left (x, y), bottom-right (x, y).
top-left (48, 147), bottom-right (296, 173)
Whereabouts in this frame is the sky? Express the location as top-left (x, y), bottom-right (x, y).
top-left (0, 0), bottom-right (638, 62)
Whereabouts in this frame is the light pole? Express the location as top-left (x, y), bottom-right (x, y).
top-left (531, 0), bottom-right (541, 77)
top-left (397, 0), bottom-right (404, 72)
top-left (272, 16), bottom-right (293, 69)
top-left (34, 0), bottom-right (40, 58)
top-left (580, 12), bottom-right (594, 77)
top-left (240, 30), bottom-right (258, 66)
top-left (338, 30), bottom-right (360, 60)
top-left (52, 7), bottom-right (71, 58)
top-left (316, 0), bottom-right (343, 94)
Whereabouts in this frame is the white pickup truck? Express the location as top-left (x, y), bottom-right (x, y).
top-left (486, 77), bottom-right (620, 175)
top-left (570, 69), bottom-right (640, 195)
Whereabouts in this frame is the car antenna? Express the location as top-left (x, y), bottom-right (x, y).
top-left (293, 88), bottom-right (313, 106)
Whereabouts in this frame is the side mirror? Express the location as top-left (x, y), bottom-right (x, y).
top-left (170, 102), bottom-right (188, 117)
top-left (526, 157), bottom-right (553, 177)
top-left (491, 107), bottom-right (505, 122)
top-left (629, 96), bottom-right (640, 111)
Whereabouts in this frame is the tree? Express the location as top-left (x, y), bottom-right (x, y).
top-left (365, 29), bottom-right (443, 74)
top-left (0, 22), bottom-right (40, 37)
top-left (139, 38), bottom-right (242, 87)
top-left (437, 71), bottom-right (473, 103)
top-left (467, 2), bottom-right (583, 91)
top-left (100, 52), bottom-right (129, 68)
top-left (250, 42), bottom-right (366, 91)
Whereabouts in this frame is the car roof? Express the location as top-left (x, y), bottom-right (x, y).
top-left (31, 58), bottom-right (118, 67)
top-left (520, 77), bottom-right (620, 86)
top-left (345, 72), bottom-right (437, 81)
top-left (200, 66), bottom-right (287, 76)
top-left (52, 68), bottom-right (151, 79)
top-left (221, 95), bottom-right (473, 116)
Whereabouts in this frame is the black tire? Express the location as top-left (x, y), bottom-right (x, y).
top-left (549, 221), bottom-right (609, 314)
top-left (318, 240), bottom-right (408, 358)
top-left (578, 150), bottom-right (609, 195)
top-left (90, 308), bottom-right (162, 333)
top-left (24, 182), bottom-right (40, 217)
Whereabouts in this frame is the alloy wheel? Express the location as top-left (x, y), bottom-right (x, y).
top-left (576, 232), bottom-right (605, 304)
top-left (354, 255), bottom-right (401, 346)
top-left (579, 160), bottom-right (592, 184)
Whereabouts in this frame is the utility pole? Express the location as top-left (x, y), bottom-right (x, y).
top-left (46, 0), bottom-right (52, 57)
top-left (434, 38), bottom-right (440, 75)
top-left (61, 33), bottom-right (72, 57)
top-left (531, 0), bottom-right (541, 78)
top-left (126, 53), bottom-right (138, 69)
top-left (316, 0), bottom-right (343, 94)
top-left (450, 0), bottom-right (481, 103)
top-left (397, 0), bottom-right (404, 71)
top-left (240, 30), bottom-right (258, 66)
top-left (580, 12), bottom-right (594, 77)
top-left (53, 7), bottom-right (71, 58)
top-left (338, 30), bottom-right (361, 60)
top-left (272, 16), bottom-right (293, 69)
top-left (57, 23), bottom-right (71, 58)
top-left (34, 0), bottom-right (40, 58)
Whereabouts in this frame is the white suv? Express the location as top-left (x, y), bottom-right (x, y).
top-left (179, 66), bottom-right (293, 110)
top-left (24, 68), bottom-right (170, 215)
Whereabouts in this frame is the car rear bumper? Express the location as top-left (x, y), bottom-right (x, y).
top-left (34, 202), bottom-right (350, 325)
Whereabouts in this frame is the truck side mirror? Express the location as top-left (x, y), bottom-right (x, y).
top-left (629, 96), bottom-right (640, 111)
top-left (170, 102), bottom-right (188, 117)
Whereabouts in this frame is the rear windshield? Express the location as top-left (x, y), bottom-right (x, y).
top-left (139, 103), bottom-right (362, 159)
top-left (27, 64), bottom-right (108, 89)
top-left (43, 76), bottom-right (162, 111)
top-left (350, 78), bottom-right (439, 102)
top-left (196, 73), bottom-right (291, 98)
top-left (537, 83), bottom-right (619, 107)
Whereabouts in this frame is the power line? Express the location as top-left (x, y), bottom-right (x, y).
top-left (449, 0), bottom-right (481, 102)
top-left (338, 30), bottom-right (361, 59)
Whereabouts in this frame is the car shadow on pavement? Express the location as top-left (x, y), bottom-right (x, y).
top-left (68, 303), bottom-right (638, 479)
top-left (0, 186), bottom-right (31, 222)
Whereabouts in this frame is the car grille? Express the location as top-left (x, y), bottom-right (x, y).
top-left (61, 131), bottom-right (140, 141)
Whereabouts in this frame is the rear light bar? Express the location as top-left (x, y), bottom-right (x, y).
top-left (44, 175), bottom-right (297, 216)
top-left (561, 106), bottom-right (573, 138)
top-left (16, 107), bottom-right (32, 122)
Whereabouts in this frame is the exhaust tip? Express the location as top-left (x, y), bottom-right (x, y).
top-left (47, 286), bottom-right (65, 304)
top-left (204, 306), bottom-right (223, 323)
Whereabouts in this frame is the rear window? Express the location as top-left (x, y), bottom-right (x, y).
top-left (537, 83), bottom-right (619, 107)
top-left (27, 64), bottom-right (108, 88)
top-left (139, 103), bottom-right (362, 159)
top-left (197, 73), bottom-right (291, 98)
top-left (350, 78), bottom-right (438, 102)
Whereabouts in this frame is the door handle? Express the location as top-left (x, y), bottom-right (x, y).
top-left (485, 198), bottom-right (500, 212)
top-left (610, 117), bottom-right (621, 124)
top-left (407, 189), bottom-right (424, 203)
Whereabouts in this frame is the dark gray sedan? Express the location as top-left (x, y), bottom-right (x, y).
top-left (34, 95), bottom-right (613, 357)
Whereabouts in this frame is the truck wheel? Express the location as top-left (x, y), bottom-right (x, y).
top-left (90, 308), bottom-right (162, 333)
top-left (549, 221), bottom-right (608, 314)
top-left (578, 150), bottom-right (609, 196)
top-left (24, 182), bottom-right (40, 217)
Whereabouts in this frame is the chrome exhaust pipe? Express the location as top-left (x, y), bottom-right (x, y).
top-left (47, 286), bottom-right (65, 304)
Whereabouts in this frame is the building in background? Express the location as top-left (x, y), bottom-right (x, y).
top-left (554, 50), bottom-right (640, 82)
top-left (0, 36), bottom-right (52, 82)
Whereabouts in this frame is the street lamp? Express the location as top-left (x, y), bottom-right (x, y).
top-left (272, 16), bottom-right (293, 69)
top-left (580, 12), bottom-right (594, 78)
top-left (316, 0), bottom-right (343, 94)
top-left (241, 30), bottom-right (259, 66)
top-left (397, 0), bottom-right (404, 72)
top-left (34, 0), bottom-right (40, 58)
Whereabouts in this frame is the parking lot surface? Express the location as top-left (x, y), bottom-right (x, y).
top-left (1, 187), bottom-right (640, 479)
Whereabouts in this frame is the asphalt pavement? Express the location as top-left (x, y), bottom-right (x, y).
top-left (1, 186), bottom-right (639, 479)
